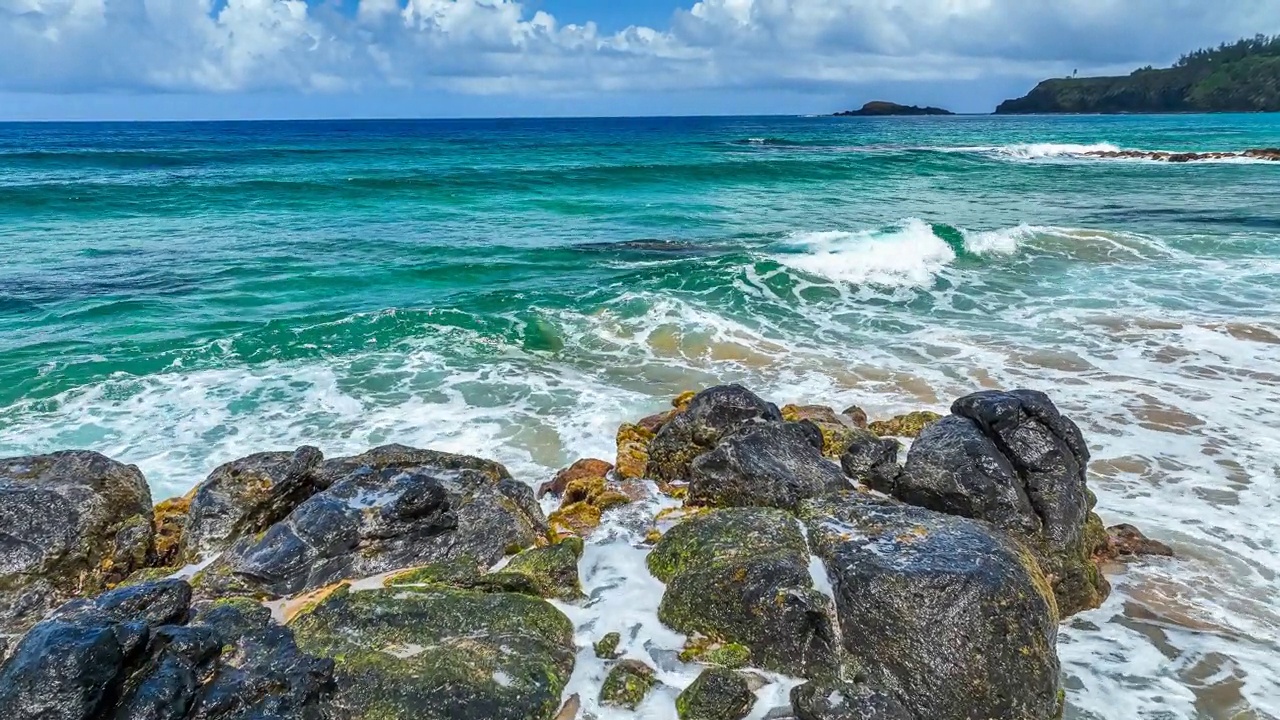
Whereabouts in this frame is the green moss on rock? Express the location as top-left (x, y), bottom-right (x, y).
top-left (676, 668), bottom-right (754, 720)
top-left (502, 538), bottom-right (585, 601)
top-left (868, 410), bottom-right (942, 438)
top-left (290, 584), bottom-right (576, 720)
top-left (599, 659), bottom-right (658, 710)
top-left (593, 632), bottom-right (622, 659)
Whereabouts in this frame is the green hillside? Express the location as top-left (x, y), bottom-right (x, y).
top-left (996, 35), bottom-right (1280, 114)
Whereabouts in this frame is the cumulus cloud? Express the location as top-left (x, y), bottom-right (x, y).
top-left (0, 0), bottom-right (1276, 95)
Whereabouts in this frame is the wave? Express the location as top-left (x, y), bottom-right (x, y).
top-left (770, 219), bottom-right (1029, 288)
top-left (947, 142), bottom-right (1280, 164)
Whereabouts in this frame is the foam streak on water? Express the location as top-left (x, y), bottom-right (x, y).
top-left (2, 115), bottom-right (1279, 719)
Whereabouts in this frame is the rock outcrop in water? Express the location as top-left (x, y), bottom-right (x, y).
top-left (834, 101), bottom-right (954, 117)
top-left (0, 385), bottom-right (1171, 719)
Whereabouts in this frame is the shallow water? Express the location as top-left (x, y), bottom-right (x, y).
top-left (2, 114), bottom-right (1279, 718)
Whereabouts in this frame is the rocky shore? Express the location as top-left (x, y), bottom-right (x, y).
top-left (1083, 148), bottom-right (1280, 162)
top-left (0, 386), bottom-right (1171, 720)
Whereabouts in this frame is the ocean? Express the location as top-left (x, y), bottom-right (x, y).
top-left (1, 114), bottom-right (1278, 719)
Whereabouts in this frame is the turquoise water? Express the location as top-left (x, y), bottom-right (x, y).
top-left (2, 115), bottom-right (1279, 718)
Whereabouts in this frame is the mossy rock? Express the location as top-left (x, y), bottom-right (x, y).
top-left (291, 584), bottom-right (576, 720)
top-left (646, 385), bottom-right (783, 483)
top-left (548, 502), bottom-right (602, 537)
top-left (678, 637), bottom-right (750, 669)
top-left (593, 632), bottom-right (622, 659)
top-left (503, 537), bottom-right (585, 601)
top-left (599, 659), bottom-right (658, 710)
top-left (781, 404), bottom-right (865, 458)
top-left (151, 494), bottom-right (191, 567)
top-left (676, 668), bottom-right (755, 720)
top-left (647, 508), bottom-right (838, 677)
top-left (868, 410), bottom-right (942, 438)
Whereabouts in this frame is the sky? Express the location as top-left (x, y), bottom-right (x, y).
top-left (1, 0), bottom-right (1278, 120)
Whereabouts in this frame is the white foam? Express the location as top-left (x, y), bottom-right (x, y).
top-left (773, 219), bottom-right (957, 288)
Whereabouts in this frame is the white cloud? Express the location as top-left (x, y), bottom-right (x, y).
top-left (0, 0), bottom-right (1276, 95)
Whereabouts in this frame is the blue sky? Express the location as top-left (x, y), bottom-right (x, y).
top-left (1, 0), bottom-right (1277, 120)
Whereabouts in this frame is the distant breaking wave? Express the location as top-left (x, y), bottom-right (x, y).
top-left (947, 143), bottom-right (1280, 164)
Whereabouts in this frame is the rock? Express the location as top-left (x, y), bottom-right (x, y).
top-left (311, 443), bottom-right (512, 490)
top-left (834, 101), bottom-right (954, 117)
top-left (547, 472), bottom-right (637, 538)
top-left (838, 433), bottom-right (900, 489)
top-left (503, 537), bottom-right (585, 601)
top-left (676, 668), bottom-right (755, 720)
top-left (840, 406), bottom-right (868, 429)
top-left (897, 390), bottom-right (1108, 615)
top-left (0, 581), bottom-right (334, 720)
top-left (186, 598), bottom-right (335, 718)
top-left (600, 659), bottom-right (658, 710)
top-left (688, 422), bottom-right (850, 511)
top-left (290, 584), bottom-right (575, 720)
top-left (181, 446), bottom-right (323, 560)
top-left (593, 632), bottom-right (622, 659)
top-left (648, 385), bottom-right (783, 482)
top-left (210, 447), bottom-right (545, 598)
top-left (678, 637), bottom-right (751, 668)
top-left (801, 494), bottom-right (1061, 720)
top-left (0, 451), bottom-right (155, 635)
top-left (647, 508), bottom-right (838, 676)
top-left (790, 680), bottom-right (911, 720)
top-left (781, 405), bottom-right (864, 457)
top-left (616, 423), bottom-right (656, 480)
top-left (548, 502), bottom-right (603, 538)
top-left (1103, 523), bottom-right (1174, 559)
top-left (152, 495), bottom-right (192, 568)
top-left (867, 411), bottom-right (941, 438)
top-left (538, 458), bottom-right (613, 499)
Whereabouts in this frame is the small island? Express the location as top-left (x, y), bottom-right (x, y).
top-left (834, 101), bottom-right (954, 117)
top-left (997, 34), bottom-right (1280, 114)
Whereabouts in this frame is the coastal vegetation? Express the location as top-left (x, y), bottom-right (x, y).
top-left (997, 35), bottom-right (1280, 113)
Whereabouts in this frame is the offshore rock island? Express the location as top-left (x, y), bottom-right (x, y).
top-left (998, 35), bottom-right (1280, 114)
top-left (0, 385), bottom-right (1172, 720)
top-left (834, 101), bottom-right (954, 116)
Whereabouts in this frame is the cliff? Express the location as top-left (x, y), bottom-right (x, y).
top-left (997, 35), bottom-right (1280, 114)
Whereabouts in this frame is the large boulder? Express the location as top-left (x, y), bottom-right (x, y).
top-left (647, 508), bottom-right (839, 676)
top-left (895, 389), bottom-right (1108, 615)
top-left (0, 451), bottom-right (155, 635)
top-left (202, 447), bottom-right (546, 598)
top-left (0, 581), bottom-right (333, 720)
top-left (181, 446), bottom-right (324, 561)
top-left (688, 422), bottom-right (850, 511)
top-left (290, 584), bottom-right (575, 720)
top-left (838, 433), bottom-right (901, 489)
top-left (647, 385), bottom-right (783, 482)
top-left (801, 494), bottom-right (1061, 720)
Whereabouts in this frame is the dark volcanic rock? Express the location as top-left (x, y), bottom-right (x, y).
top-left (181, 446), bottom-right (324, 561)
top-left (688, 421), bottom-right (850, 511)
top-left (677, 667), bottom-right (755, 720)
top-left (0, 451), bottom-right (155, 635)
top-left (1103, 523), bottom-right (1175, 559)
top-left (204, 446), bottom-right (546, 598)
top-left (780, 405), bottom-right (865, 457)
top-left (0, 581), bottom-right (333, 720)
top-left (186, 598), bottom-right (334, 719)
top-left (896, 389), bottom-right (1108, 615)
top-left (801, 494), bottom-right (1061, 720)
top-left (838, 433), bottom-right (900, 489)
top-left (290, 584), bottom-right (575, 720)
top-left (647, 508), bottom-right (839, 676)
top-left (647, 385), bottom-right (783, 482)
top-left (790, 680), bottom-right (912, 720)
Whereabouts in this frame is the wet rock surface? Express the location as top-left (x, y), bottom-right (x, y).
top-left (648, 507), bottom-right (839, 676)
top-left (676, 667), bottom-right (755, 720)
top-left (895, 390), bottom-right (1109, 615)
top-left (0, 580), bottom-right (333, 720)
top-left (290, 583), bottom-right (575, 720)
top-left (204, 446), bottom-right (545, 598)
top-left (0, 451), bottom-right (155, 636)
top-left (688, 421), bottom-right (850, 511)
top-left (181, 446), bottom-right (324, 561)
top-left (801, 493), bottom-right (1062, 720)
top-left (790, 679), bottom-right (912, 720)
top-left (648, 385), bottom-right (783, 482)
